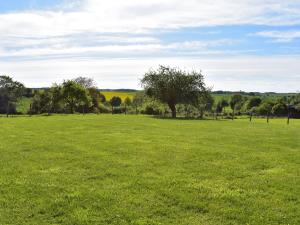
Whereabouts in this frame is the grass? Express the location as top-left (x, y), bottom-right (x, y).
top-left (0, 115), bottom-right (299, 225)
top-left (101, 91), bottom-right (136, 101)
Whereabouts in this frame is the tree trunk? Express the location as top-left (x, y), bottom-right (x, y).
top-left (250, 113), bottom-right (252, 122)
top-left (136, 106), bottom-right (138, 115)
top-left (267, 112), bottom-right (270, 123)
top-left (232, 109), bottom-right (235, 120)
top-left (168, 103), bottom-right (176, 118)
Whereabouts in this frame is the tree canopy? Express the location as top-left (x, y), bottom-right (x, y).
top-left (141, 66), bottom-right (207, 118)
top-left (0, 75), bottom-right (25, 115)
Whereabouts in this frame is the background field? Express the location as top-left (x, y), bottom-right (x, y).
top-left (0, 115), bottom-right (299, 225)
top-left (101, 91), bottom-right (136, 101)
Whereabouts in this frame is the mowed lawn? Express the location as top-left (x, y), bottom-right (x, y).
top-left (0, 115), bottom-right (299, 225)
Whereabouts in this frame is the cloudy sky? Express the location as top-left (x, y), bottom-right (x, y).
top-left (1, 0), bottom-right (300, 92)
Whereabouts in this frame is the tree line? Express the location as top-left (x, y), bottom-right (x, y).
top-left (1, 66), bottom-right (300, 121)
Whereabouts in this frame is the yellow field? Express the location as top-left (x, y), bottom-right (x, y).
top-left (101, 92), bottom-right (136, 101)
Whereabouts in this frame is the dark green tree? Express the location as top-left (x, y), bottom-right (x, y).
top-left (88, 87), bottom-right (102, 112)
top-left (246, 97), bottom-right (262, 110)
top-left (62, 80), bottom-right (90, 114)
top-left (141, 66), bottom-right (207, 118)
top-left (110, 96), bottom-right (122, 113)
top-left (0, 76), bottom-right (25, 116)
top-left (215, 99), bottom-right (229, 119)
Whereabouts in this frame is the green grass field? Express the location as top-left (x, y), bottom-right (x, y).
top-left (0, 115), bottom-right (299, 225)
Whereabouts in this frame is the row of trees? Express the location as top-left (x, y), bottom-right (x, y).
top-left (215, 94), bottom-right (300, 120)
top-left (1, 66), bottom-right (300, 120)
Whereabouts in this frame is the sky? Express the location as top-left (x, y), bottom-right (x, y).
top-left (0, 0), bottom-right (300, 92)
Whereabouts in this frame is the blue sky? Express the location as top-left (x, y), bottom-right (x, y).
top-left (0, 0), bottom-right (300, 92)
top-left (0, 0), bottom-right (63, 12)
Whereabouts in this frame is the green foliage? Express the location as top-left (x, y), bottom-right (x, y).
top-left (216, 99), bottom-right (229, 113)
top-left (246, 97), bottom-right (262, 110)
top-left (230, 94), bottom-right (243, 110)
top-left (16, 97), bottom-right (32, 114)
top-left (195, 90), bottom-right (215, 118)
top-left (140, 98), bottom-right (165, 115)
top-left (109, 96), bottom-right (122, 107)
top-left (0, 75), bottom-right (25, 115)
top-left (272, 103), bottom-right (287, 116)
top-left (257, 102), bottom-right (273, 115)
top-left (62, 80), bottom-right (91, 113)
top-left (99, 93), bottom-right (106, 103)
top-left (88, 87), bottom-right (102, 110)
top-left (141, 65), bottom-right (207, 118)
top-left (0, 115), bottom-right (299, 224)
top-left (124, 97), bottom-right (132, 106)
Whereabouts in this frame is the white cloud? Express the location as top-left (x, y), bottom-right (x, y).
top-left (1, 56), bottom-right (299, 92)
top-left (1, 0), bottom-right (300, 38)
top-left (0, 39), bottom-right (235, 59)
top-left (254, 30), bottom-right (300, 42)
top-left (1, 0), bottom-right (300, 91)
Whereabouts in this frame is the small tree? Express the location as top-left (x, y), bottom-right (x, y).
top-left (141, 66), bottom-right (207, 118)
top-left (216, 99), bottom-right (229, 119)
top-left (124, 97), bottom-right (132, 115)
top-left (62, 80), bottom-right (90, 114)
top-left (0, 76), bottom-right (25, 117)
top-left (246, 97), bottom-right (262, 110)
top-left (230, 94), bottom-right (243, 120)
top-left (88, 87), bottom-right (102, 112)
top-left (110, 96), bottom-right (122, 114)
top-left (132, 92), bottom-right (145, 114)
top-left (195, 90), bottom-right (214, 119)
top-left (257, 102), bottom-right (273, 123)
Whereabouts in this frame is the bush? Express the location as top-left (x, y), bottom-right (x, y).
top-left (142, 105), bottom-right (161, 115)
top-left (98, 103), bottom-right (111, 113)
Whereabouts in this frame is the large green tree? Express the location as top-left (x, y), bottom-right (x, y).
top-left (141, 66), bottom-right (207, 118)
top-left (62, 80), bottom-right (90, 114)
top-left (0, 76), bottom-right (25, 116)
